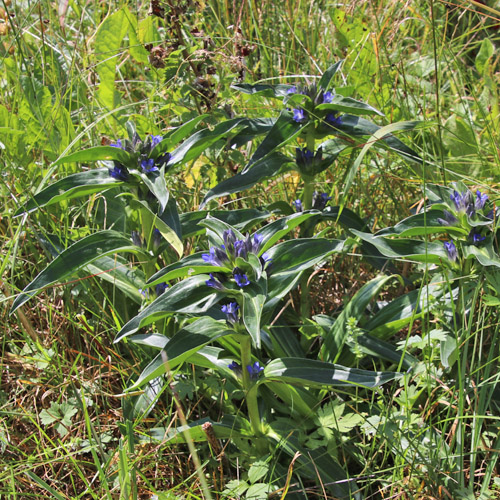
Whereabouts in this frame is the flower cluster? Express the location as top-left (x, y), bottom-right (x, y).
top-left (203, 229), bottom-right (271, 289)
top-left (228, 360), bottom-right (264, 380)
top-left (221, 302), bottom-right (240, 326)
top-left (108, 133), bottom-right (171, 180)
top-left (292, 191), bottom-right (331, 212)
top-left (439, 187), bottom-right (495, 263)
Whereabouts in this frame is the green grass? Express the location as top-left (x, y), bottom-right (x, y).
top-left (3, 0), bottom-right (500, 498)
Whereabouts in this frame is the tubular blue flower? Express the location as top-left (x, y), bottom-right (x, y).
top-left (468, 229), bottom-right (486, 245)
top-left (475, 190), bottom-right (488, 210)
top-left (202, 247), bottom-right (229, 267)
top-left (437, 210), bottom-right (458, 226)
top-left (443, 241), bottom-right (458, 262)
top-left (234, 239), bottom-right (248, 260)
top-left (150, 135), bottom-right (163, 148)
top-left (247, 361), bottom-right (264, 379)
top-left (110, 139), bottom-right (125, 149)
top-left (156, 152), bottom-right (171, 168)
top-left (450, 190), bottom-right (475, 217)
top-left (287, 85), bottom-right (297, 94)
top-left (326, 112), bottom-right (343, 128)
top-left (206, 273), bottom-right (225, 290)
top-left (109, 164), bottom-right (128, 181)
top-left (233, 269), bottom-right (250, 287)
top-left (141, 158), bottom-right (158, 173)
top-left (131, 231), bottom-right (143, 247)
top-left (322, 90), bottom-right (334, 103)
top-left (251, 233), bottom-right (264, 253)
top-left (293, 199), bottom-right (303, 212)
top-left (312, 191), bottom-right (332, 211)
top-left (228, 361), bottom-right (241, 372)
top-left (155, 282), bottom-right (169, 296)
top-left (221, 302), bottom-right (239, 325)
top-left (292, 108), bottom-right (307, 123)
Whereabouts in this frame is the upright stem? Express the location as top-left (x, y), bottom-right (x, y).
top-left (240, 337), bottom-right (263, 437)
top-left (299, 130), bottom-right (317, 335)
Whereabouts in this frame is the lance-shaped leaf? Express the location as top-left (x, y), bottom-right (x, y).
top-left (168, 118), bottom-right (248, 166)
top-left (464, 243), bottom-right (500, 268)
top-left (180, 208), bottom-right (270, 238)
top-left (51, 146), bottom-right (130, 167)
top-left (140, 169), bottom-right (169, 214)
top-left (262, 357), bottom-right (403, 388)
top-left (10, 230), bottom-right (148, 313)
top-left (334, 115), bottom-right (422, 163)
top-left (317, 96), bottom-right (384, 116)
top-left (242, 110), bottom-right (307, 173)
top-left (375, 210), bottom-right (468, 238)
top-left (154, 114), bottom-right (208, 155)
top-left (229, 117), bottom-right (276, 148)
top-left (230, 83), bottom-right (295, 98)
top-left (124, 317), bottom-right (235, 389)
top-left (15, 168), bottom-right (123, 216)
top-left (351, 230), bottom-right (449, 263)
top-left (114, 275), bottom-right (221, 342)
top-left (147, 252), bottom-right (229, 285)
top-left (200, 152), bottom-right (292, 208)
top-left (242, 281), bottom-right (267, 349)
top-left (145, 415), bottom-right (253, 445)
top-left (318, 60), bottom-right (344, 91)
top-left (320, 275), bottom-right (399, 363)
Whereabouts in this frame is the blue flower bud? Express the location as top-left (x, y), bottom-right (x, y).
top-left (443, 241), bottom-right (457, 262)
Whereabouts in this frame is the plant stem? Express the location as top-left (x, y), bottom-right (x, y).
top-left (240, 337), bottom-right (263, 437)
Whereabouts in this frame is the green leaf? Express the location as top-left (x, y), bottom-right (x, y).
top-left (147, 252), bottom-right (228, 285)
top-left (201, 152), bottom-right (293, 208)
top-left (242, 110), bottom-right (306, 173)
top-left (242, 281), bottom-right (267, 349)
top-left (10, 230), bottom-right (148, 314)
top-left (262, 357), bottom-right (403, 388)
top-left (168, 118), bottom-right (247, 166)
top-left (318, 60), bottom-right (344, 91)
top-left (15, 168), bottom-right (122, 216)
top-left (476, 38), bottom-right (494, 74)
top-left (140, 169), bottom-right (169, 214)
top-left (248, 460), bottom-right (269, 484)
top-left (351, 230), bottom-right (448, 263)
top-left (125, 317), bottom-right (235, 389)
top-left (95, 9), bottom-right (129, 109)
top-left (52, 146), bottom-right (130, 167)
top-left (375, 210), bottom-right (468, 238)
top-left (230, 83), bottom-right (294, 98)
top-left (320, 275), bottom-right (398, 363)
top-left (317, 95), bottom-right (384, 116)
top-left (180, 208), bottom-right (270, 238)
top-left (114, 275), bottom-right (221, 341)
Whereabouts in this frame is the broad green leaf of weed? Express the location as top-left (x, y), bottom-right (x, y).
top-left (248, 459), bottom-right (269, 484)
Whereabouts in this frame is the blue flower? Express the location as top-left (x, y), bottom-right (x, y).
top-left (443, 241), bottom-right (457, 262)
top-left (110, 139), bottom-right (125, 149)
top-left (221, 302), bottom-right (239, 325)
top-left (156, 152), bottom-right (171, 168)
top-left (437, 210), bottom-right (458, 226)
top-left (206, 273), bottom-right (225, 290)
top-left (326, 113), bottom-right (343, 128)
top-left (150, 135), bottom-right (163, 148)
top-left (233, 269), bottom-right (250, 287)
top-left (292, 108), bottom-right (307, 123)
top-left (247, 361), bottom-right (264, 379)
top-left (202, 247), bottom-right (229, 267)
top-left (141, 158), bottom-right (158, 173)
top-left (131, 231), bottom-right (143, 247)
top-left (228, 361), bottom-right (241, 372)
top-left (475, 190), bottom-right (488, 210)
top-left (295, 147), bottom-right (315, 168)
top-left (322, 90), bottom-right (335, 103)
top-left (312, 191), bottom-right (332, 210)
top-left (109, 164), bottom-right (128, 181)
top-left (468, 230), bottom-right (485, 245)
top-left (287, 85), bottom-right (297, 94)
top-left (450, 190), bottom-right (475, 217)
top-left (155, 282), bottom-right (169, 296)
top-left (293, 199), bottom-right (303, 212)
